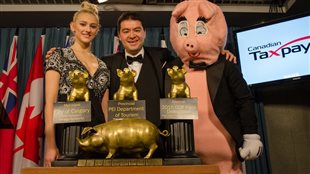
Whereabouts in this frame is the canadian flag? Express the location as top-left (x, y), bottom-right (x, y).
top-left (13, 35), bottom-right (44, 173)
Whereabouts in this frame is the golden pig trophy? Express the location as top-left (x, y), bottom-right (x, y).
top-left (67, 69), bottom-right (89, 102)
top-left (76, 118), bottom-right (170, 159)
top-left (167, 66), bottom-right (190, 98)
top-left (113, 68), bottom-right (138, 100)
top-left (164, 66), bottom-right (198, 162)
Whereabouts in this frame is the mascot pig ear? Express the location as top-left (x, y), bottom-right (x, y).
top-left (200, 1), bottom-right (228, 52)
top-left (171, 1), bottom-right (188, 18)
top-left (198, 1), bottom-right (215, 20)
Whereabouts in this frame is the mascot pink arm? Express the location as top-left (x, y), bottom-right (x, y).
top-left (169, 0), bottom-right (262, 173)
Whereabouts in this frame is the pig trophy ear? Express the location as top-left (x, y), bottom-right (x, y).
top-left (172, 66), bottom-right (179, 71)
top-left (81, 127), bottom-right (96, 136)
top-left (181, 66), bottom-right (187, 74)
top-left (69, 71), bottom-right (74, 78)
top-left (167, 68), bottom-right (172, 76)
top-left (167, 68), bottom-right (171, 72)
top-left (83, 71), bottom-right (89, 78)
top-left (116, 69), bottom-right (123, 77)
top-left (131, 69), bottom-right (137, 77)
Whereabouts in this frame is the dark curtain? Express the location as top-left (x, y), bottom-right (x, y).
top-left (92, 27), bottom-right (117, 58)
top-left (0, 27), bottom-right (270, 173)
top-left (44, 27), bottom-right (69, 55)
top-left (0, 28), bottom-right (16, 72)
top-left (16, 28), bottom-right (43, 108)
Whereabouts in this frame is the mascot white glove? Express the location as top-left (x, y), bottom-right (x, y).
top-left (239, 134), bottom-right (263, 160)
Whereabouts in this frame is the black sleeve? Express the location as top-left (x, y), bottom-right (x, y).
top-left (225, 60), bottom-right (258, 134)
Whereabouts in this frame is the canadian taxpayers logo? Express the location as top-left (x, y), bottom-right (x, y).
top-left (247, 36), bottom-right (310, 60)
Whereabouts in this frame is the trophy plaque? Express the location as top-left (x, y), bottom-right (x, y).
top-left (108, 68), bottom-right (146, 121)
top-left (108, 100), bottom-right (145, 121)
top-left (52, 70), bottom-right (92, 167)
top-left (161, 66), bottom-right (201, 165)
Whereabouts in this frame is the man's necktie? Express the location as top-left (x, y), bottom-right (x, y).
top-left (126, 54), bottom-right (143, 64)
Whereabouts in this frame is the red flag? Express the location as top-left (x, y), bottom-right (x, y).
top-left (13, 35), bottom-right (44, 173)
top-left (0, 35), bottom-right (18, 174)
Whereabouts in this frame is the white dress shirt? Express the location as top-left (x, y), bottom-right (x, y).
top-left (125, 48), bottom-right (144, 83)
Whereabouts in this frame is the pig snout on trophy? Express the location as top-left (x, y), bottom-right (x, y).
top-left (76, 134), bottom-right (108, 154)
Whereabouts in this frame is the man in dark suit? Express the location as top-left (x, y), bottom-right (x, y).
top-left (102, 12), bottom-right (173, 127)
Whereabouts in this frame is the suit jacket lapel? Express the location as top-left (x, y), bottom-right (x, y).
top-left (144, 48), bottom-right (163, 96)
top-left (111, 53), bottom-right (127, 96)
top-left (118, 53), bottom-right (128, 70)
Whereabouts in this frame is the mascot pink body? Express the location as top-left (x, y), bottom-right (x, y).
top-left (169, 0), bottom-right (263, 173)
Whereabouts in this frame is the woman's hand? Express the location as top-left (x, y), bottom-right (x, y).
top-left (44, 146), bottom-right (59, 167)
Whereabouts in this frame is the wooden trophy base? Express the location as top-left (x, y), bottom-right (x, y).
top-left (51, 159), bottom-right (77, 167)
top-left (52, 157), bottom-right (202, 167)
top-left (52, 158), bottom-right (163, 167)
top-left (164, 157), bottom-right (201, 165)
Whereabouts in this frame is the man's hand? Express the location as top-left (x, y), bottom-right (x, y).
top-left (239, 134), bottom-right (263, 160)
top-left (221, 49), bottom-right (237, 64)
top-left (45, 47), bottom-right (57, 59)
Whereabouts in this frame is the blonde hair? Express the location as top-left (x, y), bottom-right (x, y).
top-left (73, 1), bottom-right (100, 23)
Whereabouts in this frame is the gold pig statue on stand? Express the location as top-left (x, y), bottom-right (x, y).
top-left (113, 68), bottom-right (138, 101)
top-left (167, 66), bottom-right (191, 98)
top-left (67, 69), bottom-right (89, 102)
top-left (76, 118), bottom-right (170, 159)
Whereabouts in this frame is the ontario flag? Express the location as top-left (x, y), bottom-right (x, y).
top-left (0, 35), bottom-right (18, 174)
top-left (13, 35), bottom-right (44, 174)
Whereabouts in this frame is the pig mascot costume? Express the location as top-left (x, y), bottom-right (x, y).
top-left (168, 0), bottom-right (263, 173)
